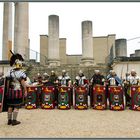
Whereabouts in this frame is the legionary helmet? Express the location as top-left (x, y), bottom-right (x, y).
top-left (10, 50), bottom-right (24, 69)
top-left (43, 72), bottom-right (49, 77)
top-left (131, 69), bottom-right (136, 76)
top-left (62, 69), bottom-right (66, 76)
top-left (51, 70), bottom-right (55, 75)
top-left (79, 70), bottom-right (83, 76)
top-left (94, 70), bottom-right (100, 74)
top-left (111, 70), bottom-right (116, 76)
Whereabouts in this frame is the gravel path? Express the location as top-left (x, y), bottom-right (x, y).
top-left (0, 107), bottom-right (140, 138)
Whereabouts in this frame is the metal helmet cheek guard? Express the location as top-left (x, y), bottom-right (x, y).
top-left (14, 59), bottom-right (23, 69)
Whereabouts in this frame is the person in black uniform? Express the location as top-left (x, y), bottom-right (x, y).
top-left (90, 70), bottom-right (105, 86)
top-left (48, 70), bottom-right (58, 85)
top-left (90, 70), bottom-right (105, 106)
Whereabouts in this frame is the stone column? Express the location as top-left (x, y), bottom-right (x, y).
top-left (2, 2), bottom-right (12, 60)
top-left (115, 39), bottom-right (127, 57)
top-left (48, 15), bottom-right (60, 67)
top-left (81, 20), bottom-right (94, 66)
top-left (14, 2), bottom-right (29, 60)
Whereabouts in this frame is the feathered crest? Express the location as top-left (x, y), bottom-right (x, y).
top-left (10, 50), bottom-right (24, 66)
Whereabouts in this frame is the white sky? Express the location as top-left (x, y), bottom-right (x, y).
top-left (0, 2), bottom-right (140, 60)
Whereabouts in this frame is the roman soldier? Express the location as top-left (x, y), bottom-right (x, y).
top-left (90, 70), bottom-right (105, 86)
top-left (58, 70), bottom-right (72, 105)
top-left (42, 72), bottom-right (49, 85)
top-left (4, 51), bottom-right (27, 126)
top-left (125, 69), bottom-right (140, 106)
top-left (107, 70), bottom-right (122, 86)
top-left (74, 70), bottom-right (88, 87)
top-left (58, 70), bottom-right (71, 87)
top-left (48, 70), bottom-right (58, 86)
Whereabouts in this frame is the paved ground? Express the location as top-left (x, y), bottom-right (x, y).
top-left (0, 107), bottom-right (140, 138)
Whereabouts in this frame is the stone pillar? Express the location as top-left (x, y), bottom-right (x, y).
top-left (81, 20), bottom-right (94, 66)
top-left (14, 2), bottom-right (29, 60)
top-left (48, 15), bottom-right (60, 67)
top-left (2, 2), bottom-right (12, 60)
top-left (115, 39), bottom-right (127, 57)
top-left (40, 35), bottom-right (48, 65)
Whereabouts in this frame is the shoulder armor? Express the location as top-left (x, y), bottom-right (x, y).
top-left (58, 76), bottom-right (62, 80)
top-left (76, 76), bottom-right (80, 80)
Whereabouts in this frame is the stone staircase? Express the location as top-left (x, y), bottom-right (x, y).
top-left (25, 59), bottom-right (111, 82)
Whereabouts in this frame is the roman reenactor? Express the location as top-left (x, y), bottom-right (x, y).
top-left (74, 70), bottom-right (88, 87)
top-left (74, 70), bottom-right (89, 109)
top-left (48, 70), bottom-right (58, 86)
top-left (58, 70), bottom-right (71, 87)
top-left (90, 70), bottom-right (105, 107)
top-left (90, 70), bottom-right (105, 86)
top-left (3, 51), bottom-right (27, 126)
top-left (125, 69), bottom-right (140, 106)
top-left (58, 70), bottom-right (72, 106)
top-left (107, 70), bottom-right (122, 86)
top-left (45, 70), bottom-right (59, 106)
top-left (42, 72), bottom-right (49, 85)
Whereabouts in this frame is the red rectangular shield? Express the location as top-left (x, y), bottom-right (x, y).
top-left (41, 86), bottom-right (55, 109)
top-left (131, 86), bottom-right (140, 111)
top-left (57, 86), bottom-right (71, 110)
top-left (25, 86), bottom-right (37, 109)
top-left (108, 86), bottom-right (124, 111)
top-left (74, 86), bottom-right (88, 110)
top-left (92, 85), bottom-right (107, 110)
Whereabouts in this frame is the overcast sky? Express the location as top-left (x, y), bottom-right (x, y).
top-left (0, 2), bottom-right (140, 60)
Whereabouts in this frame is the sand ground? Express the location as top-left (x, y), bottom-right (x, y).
top-left (0, 107), bottom-right (140, 138)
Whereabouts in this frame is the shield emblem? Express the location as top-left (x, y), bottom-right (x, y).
top-left (44, 95), bottom-right (50, 101)
top-left (108, 86), bottom-right (124, 111)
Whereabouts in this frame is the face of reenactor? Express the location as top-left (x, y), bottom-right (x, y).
top-left (111, 71), bottom-right (116, 77)
top-left (15, 59), bottom-right (23, 69)
top-left (62, 70), bottom-right (66, 77)
top-left (51, 71), bottom-right (55, 76)
top-left (37, 76), bottom-right (42, 84)
top-left (131, 70), bottom-right (136, 76)
top-left (43, 73), bottom-right (49, 80)
top-left (95, 70), bottom-right (100, 75)
top-left (79, 70), bottom-right (83, 77)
